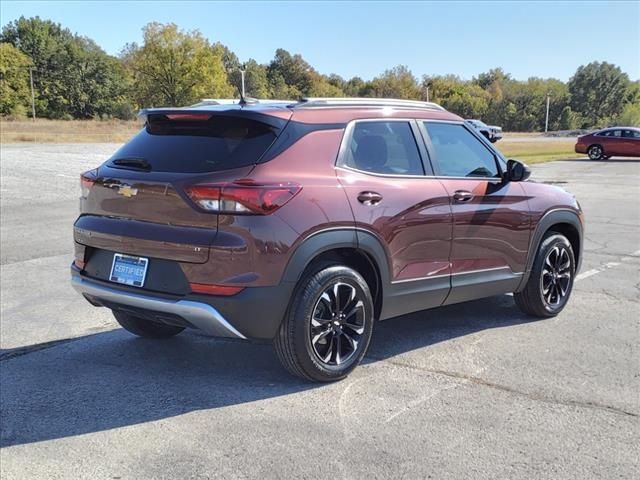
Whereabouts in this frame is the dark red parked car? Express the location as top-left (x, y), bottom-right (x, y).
top-left (575, 127), bottom-right (640, 159)
top-left (71, 98), bottom-right (584, 381)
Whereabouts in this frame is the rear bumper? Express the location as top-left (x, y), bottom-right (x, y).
top-left (575, 143), bottom-right (586, 154)
top-left (71, 268), bottom-right (294, 340)
top-left (72, 273), bottom-right (246, 339)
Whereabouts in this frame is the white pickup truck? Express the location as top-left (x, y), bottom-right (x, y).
top-left (466, 119), bottom-right (503, 143)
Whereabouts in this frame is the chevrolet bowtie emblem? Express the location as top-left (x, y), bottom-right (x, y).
top-left (117, 185), bottom-right (138, 197)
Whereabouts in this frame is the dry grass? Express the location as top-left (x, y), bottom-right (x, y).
top-left (0, 119), bottom-right (581, 163)
top-left (496, 137), bottom-right (578, 163)
top-left (0, 119), bottom-right (141, 144)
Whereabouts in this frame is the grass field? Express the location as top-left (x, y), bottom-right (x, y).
top-left (0, 119), bottom-right (580, 163)
top-left (0, 119), bottom-right (141, 143)
top-left (496, 134), bottom-right (577, 163)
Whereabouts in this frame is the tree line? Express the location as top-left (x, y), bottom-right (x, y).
top-left (1, 17), bottom-right (639, 130)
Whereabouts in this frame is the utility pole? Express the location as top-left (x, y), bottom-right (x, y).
top-left (426, 86), bottom-right (430, 102)
top-left (240, 68), bottom-right (246, 99)
top-left (29, 67), bottom-right (36, 120)
top-left (544, 93), bottom-right (550, 133)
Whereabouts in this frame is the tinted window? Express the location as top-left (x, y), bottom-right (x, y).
top-left (600, 130), bottom-right (622, 137)
top-left (342, 121), bottom-right (424, 175)
top-left (622, 129), bottom-right (640, 138)
top-left (110, 114), bottom-right (277, 173)
top-left (424, 123), bottom-right (499, 178)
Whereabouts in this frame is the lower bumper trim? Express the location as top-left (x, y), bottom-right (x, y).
top-left (71, 275), bottom-right (246, 339)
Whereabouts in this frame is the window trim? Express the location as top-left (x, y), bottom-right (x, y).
top-left (418, 120), bottom-right (505, 181)
top-left (335, 118), bottom-right (433, 177)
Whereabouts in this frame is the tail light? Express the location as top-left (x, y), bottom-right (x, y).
top-left (80, 171), bottom-right (96, 198)
top-left (184, 180), bottom-right (301, 215)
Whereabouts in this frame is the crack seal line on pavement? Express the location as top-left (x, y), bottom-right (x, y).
top-left (0, 336), bottom-right (89, 361)
top-left (366, 355), bottom-right (639, 419)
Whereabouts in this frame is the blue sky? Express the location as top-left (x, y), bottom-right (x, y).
top-left (1, 1), bottom-right (638, 81)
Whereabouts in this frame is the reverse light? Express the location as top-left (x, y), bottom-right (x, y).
top-left (190, 283), bottom-right (244, 296)
top-left (185, 181), bottom-right (302, 215)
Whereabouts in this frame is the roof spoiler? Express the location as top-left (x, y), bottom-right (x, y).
top-left (136, 107), bottom-right (290, 129)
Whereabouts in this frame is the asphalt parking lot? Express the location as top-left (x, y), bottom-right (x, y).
top-left (1, 144), bottom-right (638, 479)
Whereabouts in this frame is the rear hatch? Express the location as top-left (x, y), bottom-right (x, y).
top-left (76, 109), bottom-right (290, 266)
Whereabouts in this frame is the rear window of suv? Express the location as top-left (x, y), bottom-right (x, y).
top-left (109, 114), bottom-right (278, 173)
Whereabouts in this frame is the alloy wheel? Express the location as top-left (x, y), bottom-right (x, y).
top-left (310, 282), bottom-right (366, 366)
top-left (540, 245), bottom-right (572, 307)
top-left (588, 146), bottom-right (602, 160)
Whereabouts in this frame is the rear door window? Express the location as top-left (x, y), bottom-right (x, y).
top-left (341, 121), bottom-right (424, 175)
top-left (622, 129), bottom-right (640, 138)
top-left (109, 114), bottom-right (278, 173)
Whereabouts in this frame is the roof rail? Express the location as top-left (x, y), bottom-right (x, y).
top-left (294, 97), bottom-right (446, 111)
top-left (190, 98), bottom-right (296, 107)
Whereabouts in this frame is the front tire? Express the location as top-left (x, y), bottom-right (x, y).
top-left (588, 144), bottom-right (604, 160)
top-left (514, 233), bottom-right (575, 317)
top-left (113, 311), bottom-right (185, 338)
top-left (274, 265), bottom-right (374, 382)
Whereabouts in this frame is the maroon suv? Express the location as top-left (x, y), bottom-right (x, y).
top-left (71, 98), bottom-right (584, 381)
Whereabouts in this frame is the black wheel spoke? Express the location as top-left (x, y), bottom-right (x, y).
top-left (311, 327), bottom-right (332, 346)
top-left (310, 281), bottom-right (366, 367)
top-left (540, 244), bottom-right (573, 309)
top-left (335, 336), bottom-right (343, 365)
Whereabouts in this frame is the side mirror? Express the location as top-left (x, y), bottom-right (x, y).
top-left (505, 159), bottom-right (531, 182)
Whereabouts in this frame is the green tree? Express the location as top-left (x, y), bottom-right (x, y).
top-left (422, 75), bottom-right (490, 118)
top-left (568, 61), bottom-right (630, 127)
top-left (558, 106), bottom-right (578, 130)
top-left (617, 103), bottom-right (640, 127)
top-left (344, 76), bottom-right (365, 97)
top-left (267, 48), bottom-right (314, 97)
top-left (365, 65), bottom-right (420, 99)
top-left (121, 22), bottom-right (234, 107)
top-left (64, 36), bottom-right (131, 118)
top-left (243, 59), bottom-right (271, 98)
top-left (1, 16), bottom-right (129, 118)
top-left (0, 42), bottom-right (32, 116)
top-left (474, 68), bottom-right (510, 91)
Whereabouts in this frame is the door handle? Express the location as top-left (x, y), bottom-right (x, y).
top-left (357, 191), bottom-right (383, 206)
top-left (453, 190), bottom-right (474, 203)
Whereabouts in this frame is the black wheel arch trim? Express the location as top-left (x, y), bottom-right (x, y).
top-left (281, 228), bottom-right (392, 287)
top-left (517, 208), bottom-right (583, 291)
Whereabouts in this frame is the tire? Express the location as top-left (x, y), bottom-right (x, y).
top-left (514, 232), bottom-right (575, 318)
top-left (113, 310), bottom-right (185, 338)
top-left (274, 265), bottom-right (375, 382)
top-left (588, 144), bottom-right (604, 160)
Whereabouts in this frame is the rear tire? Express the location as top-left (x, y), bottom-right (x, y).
top-left (113, 311), bottom-right (185, 338)
top-left (588, 144), bottom-right (604, 160)
top-left (274, 265), bottom-right (374, 382)
top-left (514, 232), bottom-right (575, 317)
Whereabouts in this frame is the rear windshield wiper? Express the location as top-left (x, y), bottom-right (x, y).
top-left (112, 158), bottom-right (152, 171)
